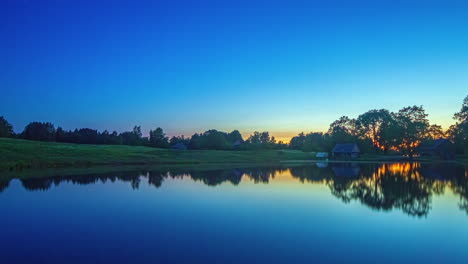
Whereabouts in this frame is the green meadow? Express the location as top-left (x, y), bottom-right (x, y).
top-left (0, 138), bottom-right (313, 171)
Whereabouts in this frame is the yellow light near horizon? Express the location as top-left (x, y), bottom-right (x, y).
top-left (274, 137), bottom-right (292, 144)
top-left (240, 132), bottom-right (296, 144)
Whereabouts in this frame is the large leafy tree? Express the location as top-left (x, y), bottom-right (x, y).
top-left (449, 95), bottom-right (468, 153)
top-left (425, 124), bottom-right (446, 140)
top-left (199, 130), bottom-right (229, 150)
top-left (302, 132), bottom-right (327, 152)
top-left (0, 116), bottom-right (13, 138)
top-left (246, 131), bottom-right (276, 149)
top-left (226, 130), bottom-right (243, 144)
top-left (392, 106), bottom-right (430, 158)
top-left (289, 132), bottom-right (306, 150)
top-left (327, 116), bottom-right (358, 143)
top-left (454, 95), bottom-right (468, 122)
top-left (149, 127), bottom-right (169, 148)
top-left (120, 125), bottom-right (144, 146)
top-left (356, 109), bottom-right (393, 153)
top-left (22, 122), bottom-right (56, 141)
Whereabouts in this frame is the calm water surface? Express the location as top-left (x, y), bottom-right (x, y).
top-left (1, 162), bottom-right (467, 263)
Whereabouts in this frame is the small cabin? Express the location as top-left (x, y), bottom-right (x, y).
top-left (417, 138), bottom-right (455, 160)
top-left (332, 143), bottom-right (360, 159)
top-left (232, 139), bottom-right (243, 148)
top-left (170, 143), bottom-right (188, 151)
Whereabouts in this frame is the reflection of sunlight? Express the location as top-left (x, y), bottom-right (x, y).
top-left (271, 169), bottom-right (297, 183)
top-left (241, 169), bottom-right (297, 183)
top-left (373, 163), bottom-right (421, 180)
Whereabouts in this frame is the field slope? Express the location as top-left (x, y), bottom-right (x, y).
top-left (0, 138), bottom-right (312, 171)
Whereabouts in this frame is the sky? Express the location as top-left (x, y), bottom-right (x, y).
top-left (1, 0), bottom-right (467, 142)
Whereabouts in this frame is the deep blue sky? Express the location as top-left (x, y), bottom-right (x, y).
top-left (2, 0), bottom-right (467, 141)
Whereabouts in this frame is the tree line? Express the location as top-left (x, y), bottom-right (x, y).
top-left (290, 95), bottom-right (468, 156)
top-left (0, 118), bottom-right (283, 150)
top-left (0, 95), bottom-right (467, 154)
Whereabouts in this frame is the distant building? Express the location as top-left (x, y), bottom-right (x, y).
top-left (332, 143), bottom-right (360, 158)
top-left (232, 139), bottom-right (243, 148)
top-left (170, 143), bottom-right (188, 151)
top-left (417, 138), bottom-right (455, 160)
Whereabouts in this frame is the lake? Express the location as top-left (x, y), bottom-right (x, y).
top-left (1, 162), bottom-right (467, 263)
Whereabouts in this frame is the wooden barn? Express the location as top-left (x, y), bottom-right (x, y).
top-left (332, 143), bottom-right (360, 159)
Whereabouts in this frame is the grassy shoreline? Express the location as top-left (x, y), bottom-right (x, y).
top-left (0, 138), bottom-right (312, 171)
top-left (1, 138), bottom-right (466, 173)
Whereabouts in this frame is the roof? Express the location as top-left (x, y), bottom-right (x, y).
top-left (232, 139), bottom-right (243, 146)
top-left (418, 138), bottom-right (450, 151)
top-left (332, 143), bottom-right (360, 153)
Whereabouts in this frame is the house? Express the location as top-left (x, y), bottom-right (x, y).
top-left (332, 143), bottom-right (360, 158)
top-left (232, 139), bottom-right (243, 148)
top-left (170, 143), bottom-right (188, 151)
top-left (417, 138), bottom-right (455, 160)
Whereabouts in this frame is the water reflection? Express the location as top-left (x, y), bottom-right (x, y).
top-left (1, 163), bottom-right (467, 217)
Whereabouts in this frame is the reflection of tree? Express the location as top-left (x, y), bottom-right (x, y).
top-left (289, 166), bottom-right (332, 184)
top-left (190, 169), bottom-right (243, 186)
top-left (449, 168), bottom-right (468, 214)
top-left (243, 167), bottom-right (279, 183)
top-left (3, 163), bottom-right (468, 217)
top-left (327, 163), bottom-right (437, 217)
top-left (18, 171), bottom-right (146, 191)
top-left (21, 178), bottom-right (53, 191)
top-left (148, 172), bottom-right (165, 188)
top-left (380, 173), bottom-right (431, 217)
top-left (328, 176), bottom-right (356, 203)
top-left (328, 164), bottom-right (361, 203)
top-left (0, 179), bottom-right (10, 193)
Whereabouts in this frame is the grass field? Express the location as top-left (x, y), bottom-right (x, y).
top-left (0, 138), bottom-right (313, 171)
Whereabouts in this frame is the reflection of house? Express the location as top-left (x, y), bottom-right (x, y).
top-left (331, 164), bottom-right (360, 177)
top-left (316, 152), bottom-right (329, 159)
top-left (417, 138), bottom-right (455, 160)
top-left (315, 162), bottom-right (328, 168)
top-left (332, 143), bottom-right (360, 158)
top-left (170, 143), bottom-right (187, 151)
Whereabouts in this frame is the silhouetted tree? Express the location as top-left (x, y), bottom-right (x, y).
top-left (425, 124), bottom-right (446, 140)
top-left (120, 125), bottom-right (144, 145)
top-left (302, 132), bottom-right (327, 152)
top-left (391, 106), bottom-right (430, 158)
top-left (21, 122), bottom-right (56, 141)
top-left (75, 128), bottom-right (99, 144)
top-left (149, 127), bottom-right (169, 148)
top-left (169, 135), bottom-right (190, 146)
top-left (197, 130), bottom-right (230, 150)
top-left (328, 116), bottom-right (358, 144)
top-left (0, 116), bottom-right (14, 138)
top-left (245, 131), bottom-right (276, 149)
top-left (227, 130), bottom-right (243, 144)
top-left (449, 95), bottom-right (468, 154)
top-left (289, 132), bottom-right (306, 150)
top-left (356, 109), bottom-right (393, 153)
top-left (188, 133), bottom-right (202, 149)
